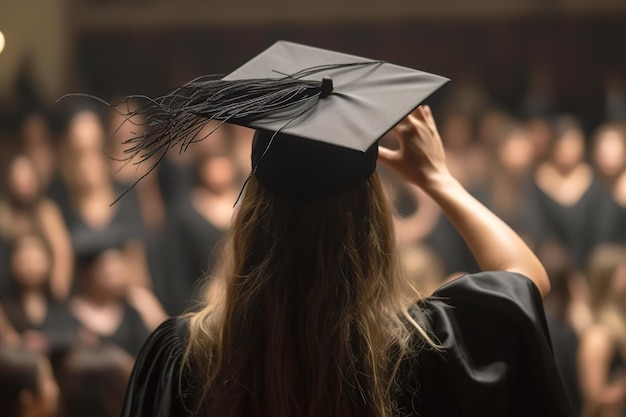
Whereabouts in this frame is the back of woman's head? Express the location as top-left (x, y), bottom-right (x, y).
top-left (57, 344), bottom-right (133, 417)
top-left (186, 173), bottom-right (430, 417)
top-left (0, 345), bottom-right (57, 417)
top-left (230, 172), bottom-right (397, 300)
top-left (586, 244), bottom-right (626, 311)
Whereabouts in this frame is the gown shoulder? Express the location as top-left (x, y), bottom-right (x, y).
top-left (122, 273), bottom-right (574, 417)
top-left (121, 317), bottom-right (191, 417)
top-left (401, 271), bottom-right (574, 417)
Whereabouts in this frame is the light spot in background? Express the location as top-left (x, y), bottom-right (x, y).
top-left (0, 31), bottom-right (5, 55)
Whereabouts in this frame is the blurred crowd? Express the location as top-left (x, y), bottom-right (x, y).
top-left (0, 69), bottom-right (626, 417)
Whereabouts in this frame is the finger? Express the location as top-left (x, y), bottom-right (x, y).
top-left (421, 105), bottom-right (438, 131)
top-left (409, 106), bottom-right (433, 128)
top-left (394, 113), bottom-right (414, 131)
top-left (408, 105), bottom-right (425, 119)
top-left (395, 106), bottom-right (423, 132)
top-left (391, 122), bottom-right (413, 143)
top-left (377, 145), bottom-right (398, 166)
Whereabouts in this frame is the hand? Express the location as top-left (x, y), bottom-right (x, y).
top-left (378, 105), bottom-right (450, 190)
top-left (379, 107), bottom-right (550, 297)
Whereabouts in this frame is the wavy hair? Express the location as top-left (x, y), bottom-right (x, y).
top-left (183, 173), bottom-right (435, 417)
top-left (587, 244), bottom-right (626, 358)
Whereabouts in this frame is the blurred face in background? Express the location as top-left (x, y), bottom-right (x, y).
top-left (10, 235), bottom-right (51, 291)
top-left (20, 114), bottom-right (56, 189)
top-left (198, 155), bottom-right (237, 195)
top-left (7, 156), bottom-right (40, 207)
top-left (592, 126), bottom-right (626, 179)
top-left (74, 149), bottom-right (110, 192)
top-left (107, 107), bottom-right (149, 181)
top-left (588, 246), bottom-right (626, 310)
top-left (64, 111), bottom-right (110, 192)
top-left (497, 128), bottom-right (535, 178)
top-left (66, 111), bottom-right (105, 153)
top-left (84, 250), bottom-right (129, 301)
top-left (108, 106), bottom-right (144, 152)
top-left (552, 125), bottom-right (585, 172)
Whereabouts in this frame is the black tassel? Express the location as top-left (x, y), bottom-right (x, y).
top-left (58, 60), bottom-right (383, 204)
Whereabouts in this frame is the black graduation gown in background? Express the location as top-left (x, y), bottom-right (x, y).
top-left (121, 271), bottom-right (574, 417)
top-left (161, 199), bottom-right (226, 316)
top-left (533, 180), bottom-right (605, 267)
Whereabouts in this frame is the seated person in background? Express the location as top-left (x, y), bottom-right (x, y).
top-left (0, 232), bottom-right (75, 354)
top-left (68, 241), bottom-right (152, 357)
top-left (0, 345), bottom-right (59, 417)
top-left (57, 344), bottom-right (134, 417)
top-left (579, 245), bottom-right (626, 417)
top-left (164, 145), bottom-right (239, 315)
top-left (0, 154), bottom-right (73, 300)
top-left (56, 106), bottom-right (151, 290)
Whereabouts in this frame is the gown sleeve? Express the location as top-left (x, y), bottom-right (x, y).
top-left (121, 317), bottom-right (190, 417)
top-left (405, 271), bottom-right (574, 417)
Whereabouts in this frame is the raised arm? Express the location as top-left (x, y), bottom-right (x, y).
top-left (379, 106), bottom-right (550, 298)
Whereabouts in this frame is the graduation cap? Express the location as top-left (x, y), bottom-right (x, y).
top-left (105, 41), bottom-right (449, 203)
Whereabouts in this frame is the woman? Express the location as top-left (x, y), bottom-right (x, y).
top-left (164, 147), bottom-right (240, 314)
top-left (474, 120), bottom-right (542, 244)
top-left (0, 154), bottom-right (73, 300)
top-left (590, 123), bottom-right (626, 246)
top-left (68, 243), bottom-right (152, 357)
top-left (533, 116), bottom-right (605, 266)
top-left (18, 109), bottom-right (58, 194)
top-left (57, 107), bottom-right (167, 329)
top-left (120, 105), bottom-right (572, 416)
top-left (0, 232), bottom-right (75, 354)
top-left (579, 245), bottom-right (626, 417)
top-left (57, 107), bottom-right (151, 289)
top-left (95, 41), bottom-right (570, 416)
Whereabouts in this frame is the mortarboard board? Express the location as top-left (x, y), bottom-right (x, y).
top-left (88, 41), bottom-right (449, 203)
top-left (224, 41), bottom-right (448, 153)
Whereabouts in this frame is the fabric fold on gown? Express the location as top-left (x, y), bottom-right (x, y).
top-left (399, 271), bottom-right (574, 416)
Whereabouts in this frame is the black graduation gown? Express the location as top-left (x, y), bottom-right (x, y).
top-left (0, 294), bottom-right (77, 354)
top-left (68, 302), bottom-right (151, 357)
top-left (121, 271), bottom-right (574, 417)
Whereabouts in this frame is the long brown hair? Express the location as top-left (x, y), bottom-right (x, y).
top-left (184, 173), bottom-right (434, 417)
top-left (587, 244), bottom-right (626, 359)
